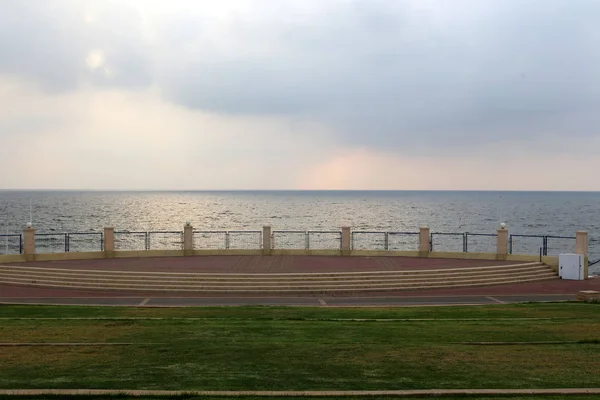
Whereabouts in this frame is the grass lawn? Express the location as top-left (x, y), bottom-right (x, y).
top-left (2, 397), bottom-right (600, 400)
top-left (1, 303), bottom-right (600, 391)
top-left (0, 395), bottom-right (598, 400)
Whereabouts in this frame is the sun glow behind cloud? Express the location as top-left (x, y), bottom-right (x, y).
top-left (1, 0), bottom-right (600, 190)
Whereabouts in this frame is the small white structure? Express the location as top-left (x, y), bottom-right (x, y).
top-left (559, 253), bottom-right (585, 280)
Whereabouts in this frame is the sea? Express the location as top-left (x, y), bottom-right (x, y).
top-left (0, 190), bottom-right (598, 275)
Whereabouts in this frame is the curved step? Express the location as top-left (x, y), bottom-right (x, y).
top-left (0, 272), bottom-right (558, 290)
top-left (0, 270), bottom-right (557, 287)
top-left (0, 261), bottom-right (558, 293)
top-left (0, 275), bottom-right (558, 293)
top-left (0, 265), bottom-right (553, 284)
top-left (0, 262), bottom-right (545, 278)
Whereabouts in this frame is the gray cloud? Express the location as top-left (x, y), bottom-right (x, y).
top-left (0, 0), bottom-right (152, 92)
top-left (155, 0), bottom-right (600, 152)
top-left (2, 0), bottom-right (600, 153)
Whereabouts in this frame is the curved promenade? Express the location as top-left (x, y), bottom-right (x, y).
top-left (1, 255), bottom-right (598, 306)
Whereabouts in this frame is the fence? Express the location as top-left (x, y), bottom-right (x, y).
top-left (271, 231), bottom-right (343, 250)
top-left (114, 231), bottom-right (149, 251)
top-left (148, 231), bottom-right (183, 250)
top-left (429, 232), bottom-right (465, 252)
top-left (193, 231), bottom-right (262, 250)
top-left (0, 234), bottom-right (23, 255)
top-left (351, 232), bottom-right (419, 251)
top-left (272, 231), bottom-right (308, 249)
top-left (3, 227), bottom-right (588, 258)
top-left (509, 234), bottom-right (576, 256)
top-left (66, 232), bottom-right (104, 252)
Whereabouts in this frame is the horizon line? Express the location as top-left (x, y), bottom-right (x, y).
top-left (1, 189), bottom-right (600, 193)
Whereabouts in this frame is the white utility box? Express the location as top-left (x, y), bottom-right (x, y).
top-left (559, 253), bottom-right (585, 280)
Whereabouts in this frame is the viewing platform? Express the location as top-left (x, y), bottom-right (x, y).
top-left (0, 255), bottom-right (598, 303)
top-left (0, 223), bottom-right (594, 300)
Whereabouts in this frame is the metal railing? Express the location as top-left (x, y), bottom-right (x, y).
top-left (35, 233), bottom-right (68, 253)
top-left (428, 232), bottom-right (498, 253)
top-left (0, 234), bottom-right (23, 255)
top-left (114, 231), bottom-right (149, 251)
top-left (0, 228), bottom-right (589, 258)
top-left (148, 231), bottom-right (183, 250)
top-left (272, 230), bottom-right (343, 250)
top-left (272, 231), bottom-right (308, 249)
top-left (228, 231), bottom-right (262, 249)
top-left (66, 232), bottom-right (104, 252)
top-left (464, 233), bottom-right (497, 253)
top-left (193, 231), bottom-right (228, 249)
top-left (193, 231), bottom-right (262, 250)
top-left (429, 232), bottom-right (465, 252)
top-left (509, 234), bottom-right (575, 256)
top-left (545, 235), bottom-right (577, 256)
top-left (308, 231), bottom-right (343, 250)
top-left (351, 231), bottom-right (419, 251)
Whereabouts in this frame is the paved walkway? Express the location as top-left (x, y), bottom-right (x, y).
top-left (3, 388), bottom-right (600, 396)
top-left (0, 293), bottom-right (576, 307)
top-left (18, 255), bottom-right (517, 273)
top-left (1, 256), bottom-right (598, 306)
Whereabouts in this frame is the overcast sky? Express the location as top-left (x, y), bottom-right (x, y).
top-left (1, 0), bottom-right (600, 190)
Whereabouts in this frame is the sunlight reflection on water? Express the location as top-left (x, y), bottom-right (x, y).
top-left (0, 190), bottom-right (598, 273)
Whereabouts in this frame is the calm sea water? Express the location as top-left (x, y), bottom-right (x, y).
top-left (0, 191), bottom-right (598, 274)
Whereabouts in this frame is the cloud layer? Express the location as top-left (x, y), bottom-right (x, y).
top-left (2, 0), bottom-right (600, 189)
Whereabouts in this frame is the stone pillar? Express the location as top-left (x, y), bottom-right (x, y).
top-left (104, 227), bottom-right (115, 258)
top-left (497, 226), bottom-right (509, 260)
top-left (419, 227), bottom-right (430, 256)
top-left (341, 226), bottom-right (351, 254)
top-left (183, 223), bottom-right (194, 255)
top-left (576, 231), bottom-right (589, 257)
top-left (23, 225), bottom-right (36, 262)
top-left (576, 231), bottom-right (589, 279)
top-left (262, 225), bottom-right (271, 255)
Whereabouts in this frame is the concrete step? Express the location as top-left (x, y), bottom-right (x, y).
top-left (0, 261), bottom-right (558, 294)
top-left (0, 262), bottom-right (546, 279)
top-left (0, 272), bottom-right (558, 290)
top-left (0, 269), bottom-right (557, 286)
top-left (0, 275), bottom-right (559, 293)
top-left (0, 264), bottom-right (553, 282)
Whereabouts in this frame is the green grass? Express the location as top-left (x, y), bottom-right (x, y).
top-left (2, 397), bottom-right (600, 400)
top-left (1, 304), bottom-right (600, 391)
top-left (3, 397), bottom-right (600, 400)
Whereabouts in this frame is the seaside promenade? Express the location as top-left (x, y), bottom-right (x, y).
top-left (1, 255), bottom-right (598, 307)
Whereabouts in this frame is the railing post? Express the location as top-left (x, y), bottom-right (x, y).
top-left (341, 226), bottom-right (351, 255)
top-left (262, 225), bottom-right (271, 255)
top-left (23, 224), bottom-right (36, 262)
top-left (497, 225), bottom-right (509, 260)
top-left (183, 223), bottom-right (194, 256)
top-left (419, 227), bottom-right (430, 256)
top-left (104, 227), bottom-right (115, 258)
top-left (576, 231), bottom-right (589, 257)
top-left (576, 231), bottom-right (589, 279)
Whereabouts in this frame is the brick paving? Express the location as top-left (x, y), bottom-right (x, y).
top-left (1, 255), bottom-right (598, 299)
top-left (19, 255), bottom-right (517, 273)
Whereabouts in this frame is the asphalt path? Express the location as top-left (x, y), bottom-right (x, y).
top-left (0, 293), bottom-right (574, 307)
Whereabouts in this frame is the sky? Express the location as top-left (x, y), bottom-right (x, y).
top-left (1, 0), bottom-right (600, 191)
